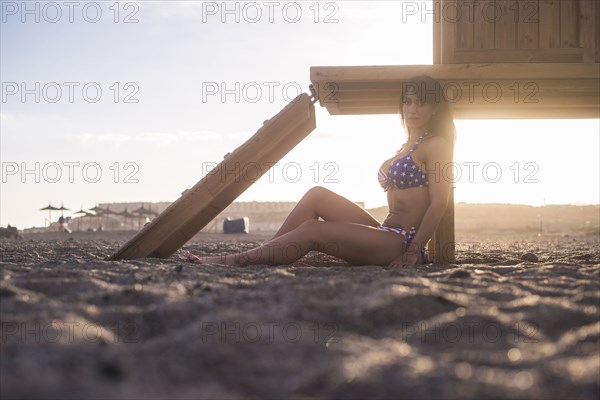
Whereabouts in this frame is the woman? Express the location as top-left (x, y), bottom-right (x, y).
top-left (188, 75), bottom-right (455, 268)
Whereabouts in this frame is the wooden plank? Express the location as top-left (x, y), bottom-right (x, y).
top-left (328, 87), bottom-right (599, 106)
top-left (456, 0), bottom-right (474, 49)
top-left (314, 81), bottom-right (597, 105)
top-left (325, 106), bottom-right (599, 118)
top-left (311, 63), bottom-right (600, 119)
top-left (330, 105), bottom-right (599, 119)
top-left (560, 0), bottom-right (579, 48)
top-left (318, 94), bottom-right (600, 118)
top-left (332, 102), bottom-right (599, 117)
top-left (326, 95), bottom-right (597, 109)
top-left (436, 186), bottom-right (455, 263)
top-left (597, 0), bottom-right (600, 63)
top-left (319, 79), bottom-right (596, 96)
top-left (538, 0), bottom-right (560, 48)
top-left (433, 0), bottom-right (442, 63)
top-left (109, 93), bottom-right (316, 260)
top-left (310, 63), bottom-right (599, 81)
top-left (441, 0), bottom-right (458, 63)
top-left (310, 64), bottom-right (600, 119)
top-left (452, 47), bottom-right (583, 62)
top-left (323, 93), bottom-right (599, 110)
top-left (495, 0), bottom-right (518, 49)
top-left (427, 144), bottom-right (455, 264)
top-left (427, 190), bottom-right (455, 263)
top-left (325, 76), bottom-right (595, 93)
top-left (579, 0), bottom-right (598, 62)
top-left (517, 0), bottom-right (539, 49)
top-left (451, 106), bottom-right (599, 118)
top-left (474, 0), bottom-right (495, 49)
top-left (111, 185), bottom-right (217, 259)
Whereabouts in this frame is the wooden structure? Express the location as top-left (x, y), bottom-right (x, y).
top-left (112, 0), bottom-right (598, 263)
top-left (109, 94), bottom-right (315, 260)
top-left (310, 63), bottom-right (599, 119)
top-left (311, 0), bottom-right (599, 263)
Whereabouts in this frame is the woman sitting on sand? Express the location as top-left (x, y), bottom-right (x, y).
top-left (188, 75), bottom-right (455, 268)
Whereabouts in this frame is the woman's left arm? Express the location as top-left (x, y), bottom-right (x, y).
top-left (395, 137), bottom-right (454, 267)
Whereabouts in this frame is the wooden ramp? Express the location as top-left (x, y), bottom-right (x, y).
top-left (109, 93), bottom-right (316, 260)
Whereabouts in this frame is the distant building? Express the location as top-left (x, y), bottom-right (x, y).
top-left (60, 200), bottom-right (367, 233)
top-left (223, 201), bottom-right (297, 213)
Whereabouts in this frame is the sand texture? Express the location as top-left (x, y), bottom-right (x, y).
top-left (1, 231), bottom-right (599, 399)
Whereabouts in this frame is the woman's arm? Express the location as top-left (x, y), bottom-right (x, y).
top-left (390, 136), bottom-right (454, 267)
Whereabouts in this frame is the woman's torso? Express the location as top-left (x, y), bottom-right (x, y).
top-left (379, 136), bottom-right (432, 229)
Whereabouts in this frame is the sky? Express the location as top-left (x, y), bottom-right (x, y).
top-left (1, 0), bottom-right (599, 229)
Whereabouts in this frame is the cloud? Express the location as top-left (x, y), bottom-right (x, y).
top-left (69, 130), bottom-right (232, 147)
top-left (135, 132), bottom-right (179, 146)
top-left (76, 133), bottom-right (132, 146)
top-left (178, 130), bottom-right (224, 142)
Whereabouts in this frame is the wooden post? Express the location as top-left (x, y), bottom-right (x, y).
top-left (427, 179), bottom-right (455, 264)
top-left (109, 93), bottom-right (316, 260)
top-left (434, 187), bottom-right (455, 264)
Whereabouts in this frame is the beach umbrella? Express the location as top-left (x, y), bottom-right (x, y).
top-left (73, 207), bottom-right (88, 215)
top-left (82, 211), bottom-right (96, 231)
top-left (116, 208), bottom-right (136, 230)
top-left (100, 206), bottom-right (118, 230)
top-left (146, 205), bottom-right (159, 216)
top-left (117, 209), bottom-right (135, 217)
top-left (88, 205), bottom-right (106, 230)
top-left (133, 204), bottom-right (159, 217)
top-left (58, 203), bottom-right (70, 211)
top-left (132, 204), bottom-right (158, 229)
top-left (73, 206), bottom-right (93, 231)
top-left (39, 203), bottom-right (60, 227)
top-left (88, 205), bottom-right (105, 213)
top-left (57, 202), bottom-right (70, 217)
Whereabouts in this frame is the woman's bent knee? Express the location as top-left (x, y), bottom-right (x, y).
top-left (304, 186), bottom-right (334, 200)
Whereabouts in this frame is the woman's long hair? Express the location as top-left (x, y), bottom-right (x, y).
top-left (399, 75), bottom-right (456, 145)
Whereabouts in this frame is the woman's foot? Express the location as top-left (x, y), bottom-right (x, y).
top-left (185, 251), bottom-right (204, 264)
top-left (185, 251), bottom-right (245, 267)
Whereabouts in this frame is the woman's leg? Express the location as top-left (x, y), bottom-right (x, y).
top-left (189, 219), bottom-right (408, 267)
top-left (272, 186), bottom-right (381, 239)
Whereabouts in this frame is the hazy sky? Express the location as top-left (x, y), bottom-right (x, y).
top-left (1, 1), bottom-right (599, 228)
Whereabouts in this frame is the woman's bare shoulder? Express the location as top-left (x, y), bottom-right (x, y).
top-left (423, 136), bottom-right (453, 152)
top-left (422, 136), bottom-right (453, 164)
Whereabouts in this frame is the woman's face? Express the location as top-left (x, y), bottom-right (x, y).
top-left (402, 92), bottom-right (436, 133)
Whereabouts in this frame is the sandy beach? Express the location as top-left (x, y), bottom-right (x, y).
top-left (1, 231), bottom-right (598, 399)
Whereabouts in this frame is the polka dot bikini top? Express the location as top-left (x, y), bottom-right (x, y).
top-left (378, 132), bottom-right (430, 191)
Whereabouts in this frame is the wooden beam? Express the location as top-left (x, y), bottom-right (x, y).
top-left (310, 63), bottom-right (600, 119)
top-left (311, 63), bottom-right (599, 80)
top-left (109, 93), bottom-right (316, 260)
top-left (325, 105), bottom-right (598, 119)
top-left (427, 171), bottom-right (455, 264)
